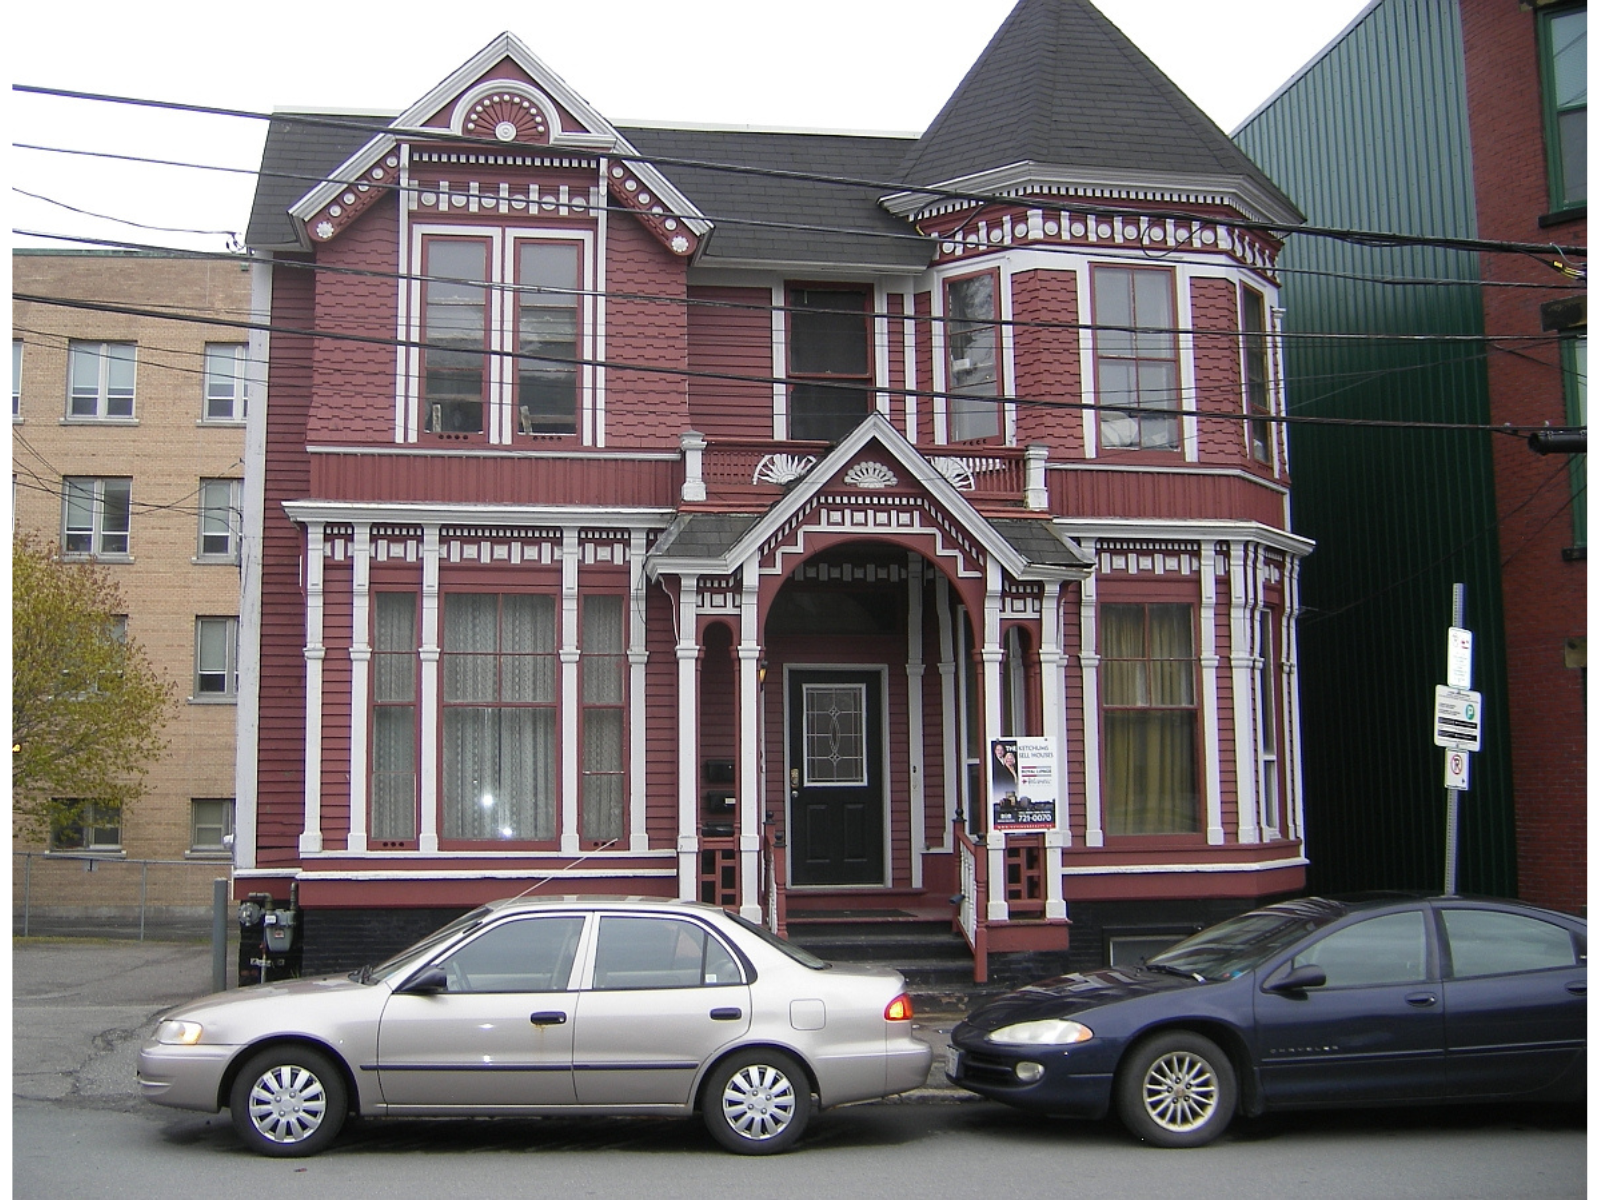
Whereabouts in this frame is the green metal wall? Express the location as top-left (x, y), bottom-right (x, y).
top-left (1235, 0), bottom-right (1517, 896)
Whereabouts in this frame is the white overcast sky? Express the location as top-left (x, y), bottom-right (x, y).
top-left (9, 0), bottom-right (1371, 253)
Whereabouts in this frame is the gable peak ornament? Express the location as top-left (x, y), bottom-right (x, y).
top-left (843, 461), bottom-right (898, 490)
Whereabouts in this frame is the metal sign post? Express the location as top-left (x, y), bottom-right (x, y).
top-left (1435, 584), bottom-right (1471, 895)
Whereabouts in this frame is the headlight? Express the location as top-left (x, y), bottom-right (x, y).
top-left (155, 1020), bottom-right (204, 1046)
top-left (987, 1018), bottom-right (1093, 1046)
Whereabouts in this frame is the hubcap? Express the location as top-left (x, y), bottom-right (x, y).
top-left (248, 1064), bottom-right (328, 1144)
top-left (720, 1064), bottom-right (797, 1141)
top-left (1142, 1051), bottom-right (1218, 1132)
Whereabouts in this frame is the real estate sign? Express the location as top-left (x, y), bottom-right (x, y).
top-left (989, 737), bottom-right (1059, 831)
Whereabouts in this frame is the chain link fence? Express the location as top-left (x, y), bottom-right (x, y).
top-left (14, 852), bottom-right (232, 941)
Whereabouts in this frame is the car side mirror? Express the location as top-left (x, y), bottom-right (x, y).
top-left (1265, 964), bottom-right (1327, 994)
top-left (400, 967), bottom-right (449, 995)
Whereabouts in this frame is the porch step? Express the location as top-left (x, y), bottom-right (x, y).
top-left (783, 918), bottom-right (1008, 1016)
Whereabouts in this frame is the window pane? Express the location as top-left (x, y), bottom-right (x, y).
top-left (371, 706), bottom-right (417, 839)
top-left (99, 480), bottom-right (131, 554)
top-left (64, 479), bottom-right (95, 553)
top-left (517, 243), bottom-right (580, 435)
top-left (593, 917), bottom-right (711, 989)
top-left (1550, 10), bottom-right (1586, 107)
top-left (423, 240), bottom-right (487, 434)
top-left (1293, 911), bottom-right (1428, 987)
top-left (105, 344), bottom-right (135, 416)
top-left (1443, 909), bottom-right (1577, 977)
top-left (437, 916), bottom-right (584, 992)
top-left (197, 619), bottom-right (230, 691)
top-left (947, 274), bottom-right (999, 400)
top-left (1557, 109), bottom-right (1587, 205)
top-left (68, 345), bottom-right (101, 416)
top-left (1094, 271), bottom-right (1135, 356)
top-left (191, 799), bottom-right (234, 851)
top-left (199, 479), bottom-right (235, 557)
top-left (790, 289), bottom-right (869, 375)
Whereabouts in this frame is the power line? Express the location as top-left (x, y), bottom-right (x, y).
top-left (11, 84), bottom-right (1588, 262)
top-left (14, 289), bottom-right (1572, 438)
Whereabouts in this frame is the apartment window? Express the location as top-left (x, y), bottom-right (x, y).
top-left (67, 341), bottom-right (136, 419)
top-left (195, 616), bottom-right (239, 699)
top-left (516, 241), bottom-right (581, 435)
top-left (1242, 288), bottom-right (1271, 463)
top-left (49, 801), bottom-right (121, 852)
top-left (1094, 268), bottom-right (1179, 451)
top-left (422, 238), bottom-right (490, 435)
top-left (371, 593), bottom-right (419, 842)
top-left (1100, 603), bottom-right (1198, 835)
top-left (197, 478), bottom-right (241, 561)
top-left (788, 286), bottom-right (872, 442)
top-left (63, 477), bottom-right (131, 557)
top-left (1257, 609), bottom-right (1281, 834)
top-left (1565, 335), bottom-right (1586, 547)
top-left (580, 594), bottom-right (625, 843)
top-left (441, 593), bottom-right (557, 842)
top-left (12, 339), bottom-right (21, 419)
top-left (1540, 5), bottom-right (1587, 210)
top-left (190, 799), bottom-right (235, 853)
top-left (945, 271), bottom-right (1001, 442)
top-left (203, 344), bottom-right (247, 422)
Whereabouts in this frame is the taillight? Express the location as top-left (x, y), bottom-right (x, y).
top-left (884, 993), bottom-right (914, 1021)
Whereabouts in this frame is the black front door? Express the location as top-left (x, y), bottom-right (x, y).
top-left (787, 670), bottom-right (884, 886)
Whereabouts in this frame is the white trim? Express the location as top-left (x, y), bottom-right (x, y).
top-left (1285, 555), bottom-right (1307, 844)
top-left (306, 444), bottom-right (679, 460)
top-left (738, 559), bottom-right (762, 920)
top-left (594, 160), bottom-right (608, 447)
top-left (873, 280), bottom-right (891, 417)
top-left (271, 866), bottom-right (678, 881)
top-left (982, 558), bottom-right (1007, 923)
top-left (1077, 267), bottom-right (1097, 457)
top-left (901, 288), bottom-right (918, 440)
top-left (1231, 543), bottom-right (1261, 845)
top-left (1198, 544), bottom-right (1224, 845)
top-left (1061, 855), bottom-right (1309, 876)
top-left (418, 527), bottom-right (441, 852)
top-left (770, 282), bottom-right (787, 439)
top-left (560, 528), bottom-right (581, 854)
top-left (627, 530), bottom-right (650, 853)
top-left (905, 555), bottom-right (927, 888)
top-left (1176, 264), bottom-right (1199, 463)
top-left (233, 259), bottom-right (273, 872)
top-left (935, 575), bottom-right (959, 854)
top-left (347, 525), bottom-right (372, 853)
top-left (284, 500), bottom-right (673, 528)
top-left (1078, 546), bottom-right (1104, 848)
top-left (675, 577), bottom-right (700, 899)
top-left (1054, 517), bottom-right (1313, 558)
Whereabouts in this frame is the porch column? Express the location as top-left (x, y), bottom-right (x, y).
top-left (347, 524), bottom-right (371, 853)
top-left (1039, 581), bottom-right (1068, 920)
top-left (300, 521), bottom-right (326, 855)
top-left (1079, 541), bottom-right (1104, 848)
top-left (935, 575), bottom-right (958, 852)
top-left (628, 530), bottom-right (650, 852)
top-left (675, 575), bottom-right (701, 899)
top-left (983, 558), bottom-right (1007, 923)
top-left (905, 555), bottom-right (927, 888)
top-left (737, 559), bottom-right (762, 920)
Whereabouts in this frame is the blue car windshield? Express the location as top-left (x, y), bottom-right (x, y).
top-left (1148, 909), bottom-right (1334, 979)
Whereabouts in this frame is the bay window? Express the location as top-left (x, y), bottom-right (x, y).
top-left (945, 271), bottom-right (1001, 442)
top-left (1101, 603), bottom-right (1199, 835)
top-left (1094, 268), bottom-right (1179, 451)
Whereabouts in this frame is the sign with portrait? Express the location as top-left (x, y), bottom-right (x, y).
top-left (989, 737), bottom-right (1058, 831)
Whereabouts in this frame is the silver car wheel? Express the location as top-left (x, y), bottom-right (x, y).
top-left (248, 1062), bottom-right (329, 1144)
top-left (1140, 1050), bottom-right (1218, 1132)
top-left (720, 1062), bottom-right (798, 1141)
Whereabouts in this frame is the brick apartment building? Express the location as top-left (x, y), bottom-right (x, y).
top-left (13, 249), bottom-right (250, 916)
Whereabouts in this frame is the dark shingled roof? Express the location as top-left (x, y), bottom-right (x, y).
top-left (246, 112), bottom-right (395, 250)
top-left (896, 0), bottom-right (1299, 216)
top-left (989, 518), bottom-right (1091, 570)
top-left (617, 126), bottom-right (928, 272)
top-left (647, 514), bottom-right (763, 564)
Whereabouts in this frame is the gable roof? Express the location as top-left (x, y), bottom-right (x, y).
top-left (248, 111), bottom-right (389, 250)
top-left (892, 0), bottom-right (1300, 222)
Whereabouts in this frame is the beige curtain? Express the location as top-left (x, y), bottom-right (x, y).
top-left (1102, 604), bottom-right (1198, 835)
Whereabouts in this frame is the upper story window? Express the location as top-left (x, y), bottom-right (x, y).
top-left (788, 286), bottom-right (872, 442)
top-left (203, 344), bottom-right (247, 422)
top-left (411, 231), bottom-right (590, 444)
top-left (63, 477), bottom-right (131, 558)
top-left (190, 798), bottom-right (235, 854)
top-left (1242, 287), bottom-right (1271, 463)
top-left (197, 478), bottom-right (241, 562)
top-left (944, 271), bottom-right (1002, 443)
top-left (195, 616), bottom-right (240, 700)
top-left (1094, 268), bottom-right (1178, 452)
top-left (50, 800), bottom-right (122, 853)
top-left (68, 342), bottom-right (135, 420)
top-left (1540, 5), bottom-right (1587, 211)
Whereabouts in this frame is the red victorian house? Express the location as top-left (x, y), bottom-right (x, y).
top-left (238, 0), bottom-right (1311, 982)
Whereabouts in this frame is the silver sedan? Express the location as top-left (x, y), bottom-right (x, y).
top-left (137, 896), bottom-right (932, 1156)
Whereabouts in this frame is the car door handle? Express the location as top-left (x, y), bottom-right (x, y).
top-left (1404, 992), bottom-right (1438, 1007)
top-left (1567, 982), bottom-right (1586, 995)
top-left (710, 1007), bottom-right (743, 1021)
top-left (529, 1011), bottom-right (568, 1025)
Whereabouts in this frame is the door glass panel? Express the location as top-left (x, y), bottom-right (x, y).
top-left (592, 916), bottom-right (739, 989)
top-left (1292, 911), bottom-right (1428, 987)
top-left (434, 915), bottom-right (584, 992)
top-left (802, 683), bottom-right (866, 785)
top-left (1442, 909), bottom-right (1578, 978)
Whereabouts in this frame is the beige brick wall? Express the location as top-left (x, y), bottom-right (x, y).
top-left (13, 251), bottom-right (251, 889)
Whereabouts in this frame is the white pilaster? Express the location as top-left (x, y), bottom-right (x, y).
top-left (560, 527), bottom-right (581, 854)
top-left (1199, 544), bottom-right (1225, 845)
top-left (628, 530), bottom-right (650, 852)
top-left (983, 558), bottom-right (1007, 923)
top-left (418, 525), bottom-right (441, 852)
top-left (1040, 583), bottom-right (1069, 921)
top-left (1231, 542), bottom-right (1261, 845)
top-left (300, 522), bottom-right (326, 855)
top-left (935, 575), bottom-right (958, 853)
top-left (676, 577), bottom-right (701, 899)
top-left (1285, 555), bottom-right (1307, 843)
top-left (347, 524), bottom-right (372, 853)
top-left (738, 561), bottom-right (762, 920)
top-left (905, 555), bottom-right (927, 887)
top-left (1079, 544), bottom-right (1103, 847)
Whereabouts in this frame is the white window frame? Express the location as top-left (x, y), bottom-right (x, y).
top-left (401, 224), bottom-right (597, 446)
top-left (189, 798), bottom-right (235, 854)
top-left (197, 478), bottom-right (242, 562)
top-left (63, 477), bottom-right (132, 558)
top-left (67, 341), bottom-right (136, 421)
top-left (194, 616), bottom-right (240, 701)
top-left (202, 343), bottom-right (248, 423)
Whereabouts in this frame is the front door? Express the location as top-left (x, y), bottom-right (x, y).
top-left (787, 669), bottom-right (885, 886)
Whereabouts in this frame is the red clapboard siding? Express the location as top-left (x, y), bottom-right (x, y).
top-left (1049, 467), bottom-right (1288, 527)
top-left (687, 286), bottom-right (774, 440)
top-left (306, 198), bottom-right (401, 446)
top-left (1011, 269), bottom-right (1084, 455)
top-left (604, 214), bottom-right (690, 448)
top-left (309, 451), bottom-right (678, 507)
top-left (1190, 276), bottom-right (1250, 467)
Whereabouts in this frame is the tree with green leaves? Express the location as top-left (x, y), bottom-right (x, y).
top-left (12, 534), bottom-right (174, 841)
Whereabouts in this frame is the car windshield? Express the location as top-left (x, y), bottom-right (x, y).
top-left (355, 906), bottom-right (494, 983)
top-left (1147, 908), bottom-right (1337, 980)
top-left (727, 912), bottom-right (829, 970)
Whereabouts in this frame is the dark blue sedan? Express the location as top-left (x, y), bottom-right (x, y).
top-left (946, 895), bottom-right (1586, 1147)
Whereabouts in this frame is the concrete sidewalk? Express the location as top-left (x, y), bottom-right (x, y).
top-left (12, 937), bottom-right (969, 1108)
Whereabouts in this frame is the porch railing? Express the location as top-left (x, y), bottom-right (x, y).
top-left (698, 837), bottom-right (739, 909)
top-left (953, 821), bottom-right (990, 983)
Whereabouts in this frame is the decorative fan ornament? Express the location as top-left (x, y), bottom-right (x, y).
top-left (753, 453), bottom-right (818, 485)
top-left (843, 461), bottom-right (899, 490)
top-left (463, 93), bottom-right (550, 144)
